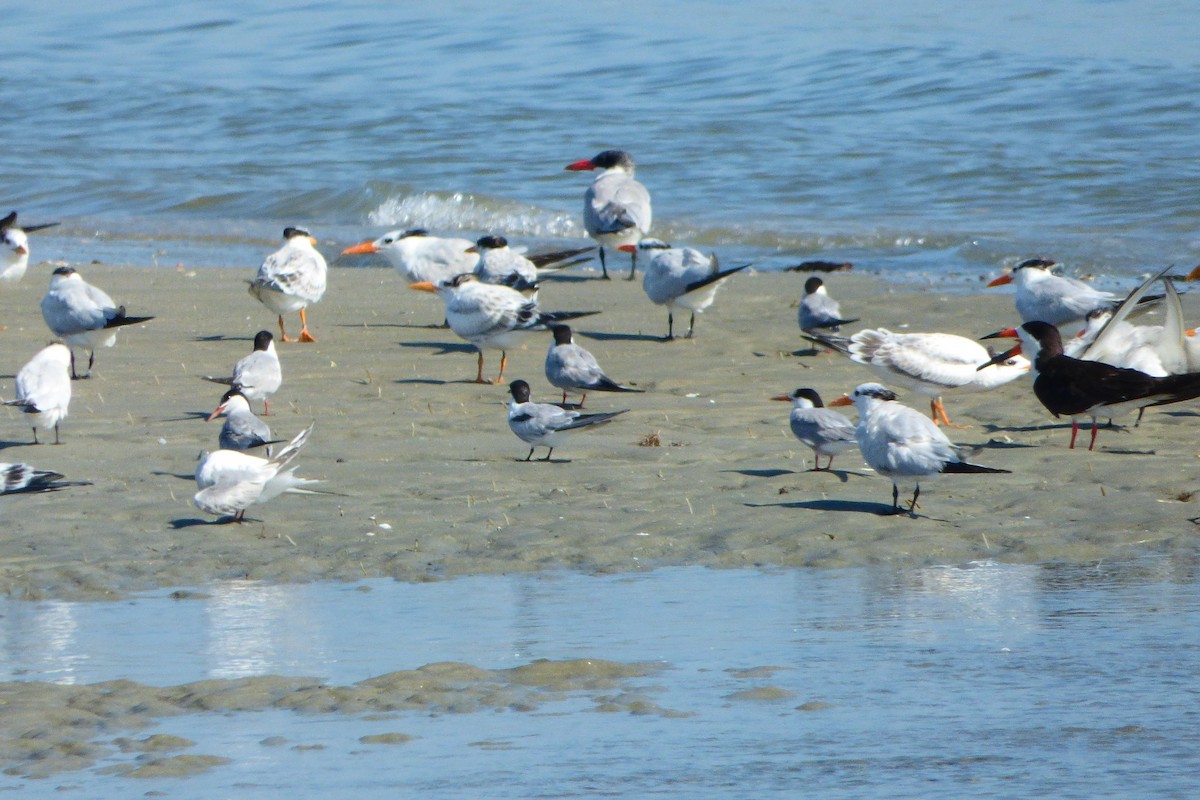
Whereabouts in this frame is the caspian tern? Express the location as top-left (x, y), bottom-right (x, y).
top-left (248, 227), bottom-right (327, 343)
top-left (193, 423), bottom-right (318, 522)
top-left (634, 240), bottom-right (749, 340)
top-left (565, 149), bottom-right (652, 280)
top-left (802, 328), bottom-right (1030, 427)
top-left (409, 273), bottom-right (598, 383)
top-left (506, 379), bottom-right (628, 461)
top-left (0, 462), bottom-right (87, 494)
top-left (986, 258), bottom-right (1160, 327)
top-left (0, 211), bottom-right (59, 286)
top-left (770, 387), bottom-right (857, 471)
top-left (545, 324), bottom-right (643, 407)
top-left (202, 330), bottom-right (282, 415)
top-left (40, 267), bottom-right (154, 379)
top-left (981, 321), bottom-right (1200, 450)
top-left (799, 276), bottom-right (857, 333)
top-left (830, 383), bottom-right (1009, 516)
top-left (207, 387), bottom-right (278, 455)
top-left (3, 343), bottom-right (71, 444)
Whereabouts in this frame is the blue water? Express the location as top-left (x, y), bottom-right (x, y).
top-left (2, 0), bottom-right (1198, 277)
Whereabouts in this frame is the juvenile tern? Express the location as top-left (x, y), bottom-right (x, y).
top-left (565, 149), bottom-right (652, 279)
top-left (207, 387), bottom-right (278, 455)
top-left (830, 383), bottom-right (1009, 516)
top-left (203, 330), bottom-right (282, 415)
top-left (0, 211), bottom-right (59, 286)
top-left (799, 277), bottom-right (857, 333)
top-left (770, 387), bottom-right (857, 471)
top-left (40, 267), bottom-right (153, 379)
top-left (248, 227), bottom-right (327, 343)
top-left (545, 324), bottom-right (643, 407)
top-left (635, 240), bottom-right (750, 340)
top-left (3, 343), bottom-right (71, 444)
top-left (193, 423), bottom-right (318, 522)
top-left (506, 379), bottom-right (628, 461)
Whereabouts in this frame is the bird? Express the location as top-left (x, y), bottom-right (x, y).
top-left (207, 387), bottom-right (278, 455)
top-left (986, 257), bottom-right (1160, 327)
top-left (830, 383), bottom-right (1010, 516)
top-left (409, 273), bottom-right (597, 384)
top-left (635, 240), bottom-right (750, 340)
top-left (39, 266), bottom-right (154, 379)
top-left (341, 228), bottom-right (476, 284)
top-left (193, 423), bottom-right (318, 522)
top-left (545, 324), bottom-right (643, 407)
top-left (248, 227), bottom-right (327, 343)
top-left (565, 149), bottom-right (652, 280)
top-left (770, 387), bottom-right (857, 471)
top-left (0, 211), bottom-right (59, 286)
top-left (801, 328), bottom-right (1030, 427)
top-left (980, 321), bottom-right (1200, 450)
top-left (506, 379), bottom-right (628, 461)
top-left (0, 462), bottom-right (87, 495)
top-left (3, 343), bottom-right (72, 444)
top-left (468, 234), bottom-right (540, 293)
top-left (798, 276), bottom-right (857, 333)
top-left (202, 330), bottom-right (282, 415)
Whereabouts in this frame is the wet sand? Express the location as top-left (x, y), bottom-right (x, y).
top-left (2, 262), bottom-right (1199, 600)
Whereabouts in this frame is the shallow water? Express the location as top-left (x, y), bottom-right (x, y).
top-left (1, 561), bottom-right (1198, 797)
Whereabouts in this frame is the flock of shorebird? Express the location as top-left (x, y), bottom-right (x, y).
top-left (4, 150), bottom-right (1200, 520)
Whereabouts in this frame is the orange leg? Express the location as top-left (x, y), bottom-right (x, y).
top-left (932, 397), bottom-right (970, 429)
top-left (277, 314), bottom-right (297, 343)
top-left (298, 307), bottom-right (317, 343)
top-left (495, 351), bottom-right (508, 384)
top-left (474, 351), bottom-right (489, 384)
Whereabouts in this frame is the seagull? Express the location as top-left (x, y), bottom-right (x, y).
top-left (545, 324), bottom-right (643, 407)
top-left (0, 211), bottom-right (59, 286)
top-left (799, 276), bottom-right (857, 333)
top-left (986, 257), bottom-right (1161, 327)
top-left (193, 423), bottom-right (318, 522)
top-left (207, 387), bottom-right (278, 455)
top-left (565, 149), bottom-right (652, 280)
top-left (980, 321), bottom-right (1200, 450)
top-left (506, 379), bottom-right (628, 461)
top-left (248, 227), bottom-right (327, 343)
top-left (0, 462), bottom-right (87, 495)
top-left (341, 228), bottom-right (476, 284)
top-left (409, 273), bottom-right (597, 384)
top-left (801, 328), bottom-right (1030, 427)
top-left (468, 234), bottom-right (539, 293)
top-left (3, 343), bottom-right (71, 444)
top-left (39, 267), bottom-right (154, 379)
top-left (770, 387), bottom-right (857, 471)
top-left (830, 383), bottom-right (1009, 516)
top-left (202, 330), bottom-right (282, 415)
top-left (635, 240), bottom-right (750, 340)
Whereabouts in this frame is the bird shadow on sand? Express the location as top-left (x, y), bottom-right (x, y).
top-left (726, 467), bottom-right (866, 483)
top-left (158, 411), bottom-right (212, 423)
top-left (746, 498), bottom-right (944, 520)
top-left (0, 439), bottom-right (39, 451)
top-left (337, 322), bottom-right (446, 330)
top-left (397, 340), bottom-right (478, 356)
top-left (153, 471), bottom-right (199, 482)
top-left (578, 330), bottom-right (665, 343)
top-left (171, 516), bottom-right (253, 528)
top-left (193, 334), bottom-right (255, 343)
top-left (982, 422), bottom-right (1081, 434)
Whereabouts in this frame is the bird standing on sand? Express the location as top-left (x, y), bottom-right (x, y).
top-left (208, 387), bottom-right (277, 455)
top-left (40, 267), bottom-right (154, 379)
top-left (0, 211), bottom-right (59, 286)
top-left (565, 149), bottom-right (652, 280)
top-left (770, 387), bottom-right (857, 471)
top-left (986, 258), bottom-right (1140, 327)
top-left (799, 276), bottom-right (857, 333)
top-left (637, 240), bottom-right (750, 340)
top-left (4, 343), bottom-right (72, 444)
top-left (545, 324), bottom-right (643, 407)
top-left (248, 227), bottom-right (327, 343)
top-left (203, 330), bottom-right (282, 415)
top-left (506, 379), bottom-right (628, 461)
top-left (194, 423), bottom-right (318, 522)
top-left (830, 383), bottom-right (1009, 516)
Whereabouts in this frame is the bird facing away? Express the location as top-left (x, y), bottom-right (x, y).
top-left (203, 330), bottom-right (282, 415)
top-left (635, 240), bottom-right (750, 340)
top-left (248, 227), bottom-right (327, 343)
top-left (4, 343), bottom-right (72, 444)
top-left (507, 379), bottom-right (628, 461)
top-left (40, 266), bottom-right (155, 379)
top-left (194, 423), bottom-right (318, 522)
top-left (830, 383), bottom-right (1009, 516)
top-left (545, 324), bottom-right (643, 407)
top-left (770, 387), bottom-right (857, 471)
top-left (469, 234), bottom-right (540, 292)
top-left (208, 387), bottom-right (277, 455)
top-left (565, 149), bottom-right (652, 280)
top-left (0, 211), bottom-right (59, 286)
top-left (799, 277), bottom-right (857, 333)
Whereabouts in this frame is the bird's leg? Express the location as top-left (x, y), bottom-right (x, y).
top-left (298, 308), bottom-right (317, 343)
top-left (233, 509), bottom-right (245, 523)
top-left (69, 350), bottom-right (79, 380)
top-left (891, 483), bottom-right (901, 514)
top-left (263, 399), bottom-right (270, 417)
top-left (579, 392), bottom-right (588, 409)
top-left (277, 315), bottom-right (297, 343)
top-left (83, 349), bottom-right (95, 379)
top-left (495, 351), bottom-right (508, 384)
top-left (31, 428), bottom-right (39, 445)
top-left (685, 312), bottom-right (696, 339)
top-left (1069, 421), bottom-right (1079, 449)
top-left (54, 424), bottom-right (61, 445)
top-left (933, 398), bottom-right (970, 429)
top-left (598, 247), bottom-right (610, 280)
top-left (664, 312), bottom-right (675, 341)
top-left (524, 448), bottom-right (535, 461)
top-left (824, 455), bottom-right (835, 471)
top-left (561, 389), bottom-right (568, 404)
top-left (474, 351), bottom-right (489, 384)
top-left (908, 485), bottom-right (921, 516)
top-left (539, 447), bottom-right (555, 462)
top-left (626, 248), bottom-right (637, 280)
top-left (1088, 421), bottom-right (1099, 451)
top-left (1135, 408), bottom-right (1146, 427)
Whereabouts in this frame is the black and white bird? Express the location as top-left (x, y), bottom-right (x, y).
top-left (830, 383), bottom-right (1009, 516)
top-left (981, 321), bottom-right (1200, 450)
top-left (986, 258), bottom-right (1160, 327)
top-left (0, 211), bottom-right (59, 286)
top-left (248, 227), bottom-right (327, 343)
top-left (193, 423), bottom-right (318, 522)
top-left (798, 277), bottom-right (857, 333)
top-left (506, 379), bottom-right (628, 461)
top-left (545, 324), bottom-right (642, 407)
top-left (207, 388), bottom-right (277, 455)
top-left (342, 228), bottom-right (477, 284)
top-left (203, 330), bottom-right (282, 415)
top-left (468, 235), bottom-right (540, 294)
top-left (770, 387), bottom-right (857, 471)
top-left (636, 240), bottom-right (750, 340)
top-left (4, 343), bottom-right (72, 444)
top-left (40, 267), bottom-right (154, 379)
top-left (0, 462), bottom-right (87, 495)
top-left (565, 149), bottom-right (652, 280)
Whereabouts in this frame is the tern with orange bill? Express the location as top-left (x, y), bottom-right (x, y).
top-left (986, 257), bottom-right (1164, 327)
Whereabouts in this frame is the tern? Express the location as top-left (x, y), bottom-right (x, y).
top-left (770, 387), bottom-right (857, 471)
top-left (202, 330), bottom-right (282, 415)
top-left (634, 240), bottom-right (750, 340)
top-left (193, 423), bottom-right (318, 522)
top-left (341, 228), bottom-right (477, 284)
top-left (545, 324), bottom-right (643, 407)
top-left (831, 383), bottom-right (1009, 516)
top-left (207, 387), bottom-right (278, 455)
top-left (506, 379), bottom-right (628, 461)
top-left (565, 149), bottom-right (652, 280)
top-left (987, 258), bottom-right (1161, 327)
top-left (0, 211), bottom-right (59, 287)
top-left (799, 277), bottom-right (857, 333)
top-left (468, 234), bottom-right (539, 293)
top-left (0, 462), bottom-right (88, 495)
top-left (40, 267), bottom-right (154, 379)
top-left (3, 343), bottom-right (72, 444)
top-left (248, 227), bottom-right (327, 343)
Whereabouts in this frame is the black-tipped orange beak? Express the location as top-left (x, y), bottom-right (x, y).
top-left (986, 273), bottom-right (1014, 287)
top-left (1186, 265), bottom-right (1200, 282)
top-left (409, 281), bottom-right (437, 293)
top-left (770, 394), bottom-right (792, 402)
top-left (206, 403), bottom-right (227, 422)
top-left (464, 246), bottom-right (479, 254)
top-left (981, 327), bottom-right (1019, 340)
top-left (564, 159), bottom-right (595, 171)
top-left (617, 244), bottom-right (637, 253)
top-left (828, 395), bottom-right (854, 408)
top-left (342, 241), bottom-right (379, 255)
top-left (977, 345), bottom-right (1022, 371)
